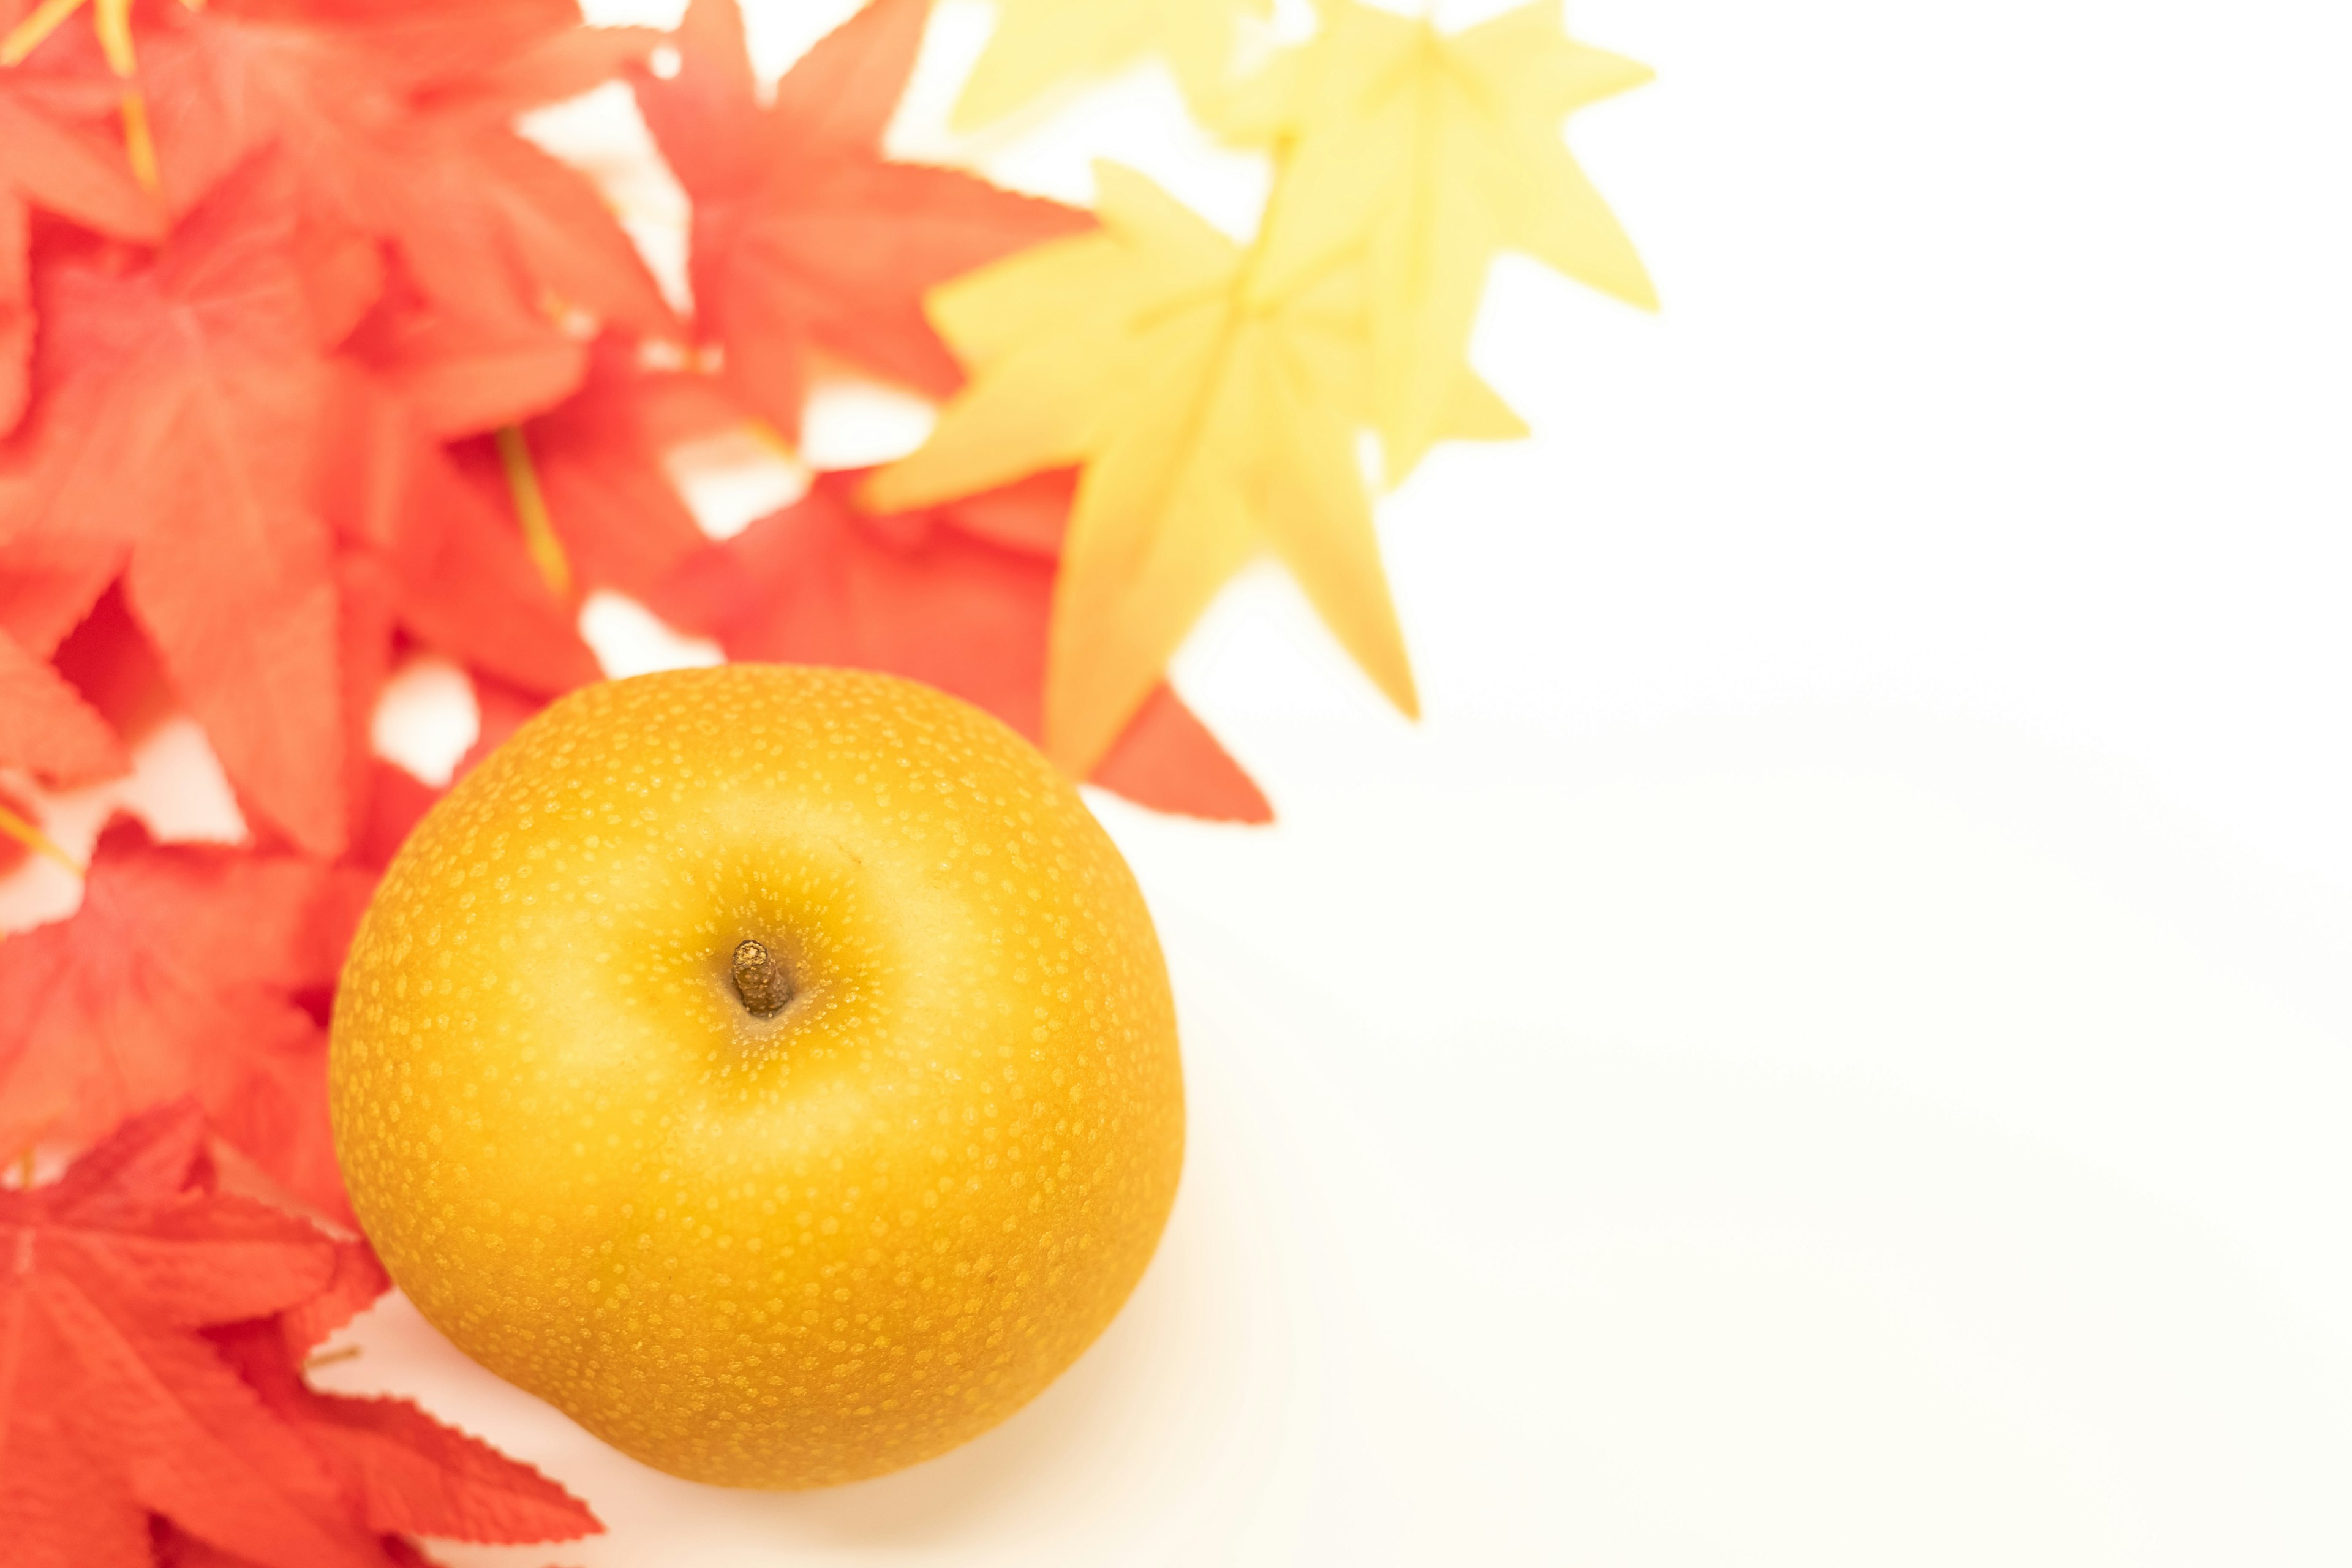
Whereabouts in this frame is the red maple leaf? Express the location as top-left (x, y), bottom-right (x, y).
top-left (1, 619), bottom-right (127, 784)
top-left (0, 66), bottom-right (164, 434)
top-left (651, 471), bottom-right (1270, 821)
top-left (0, 1102), bottom-right (382, 1568)
top-left (122, 1), bottom-right (673, 346)
top-left (450, 333), bottom-right (738, 603)
top-left (48, 581), bottom-right (176, 750)
top-left (0, 158), bottom-right (350, 856)
top-left (194, 0), bottom-right (580, 81)
top-left (277, 1235), bottom-right (394, 1362)
top-left (210, 1321), bottom-right (604, 1549)
top-left (317, 363), bottom-right (601, 698)
top-left (1, 1102), bottom-right (602, 1568)
top-left (150, 1525), bottom-right (445, 1568)
top-left (631, 0), bottom-right (1091, 439)
top-left (342, 289), bottom-right (587, 441)
top-left (0, 817), bottom-right (360, 1222)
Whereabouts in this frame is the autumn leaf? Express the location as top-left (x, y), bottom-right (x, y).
top-left (450, 334), bottom-right (735, 605)
top-left (630, 0), bottom-right (1090, 441)
top-left (868, 161), bottom-right (1420, 777)
top-left (0, 198), bottom-right (24, 442)
top-left (0, 377), bottom-right (140, 666)
top-left (0, 65), bottom-right (164, 433)
top-left (211, 1321), bottom-right (603, 1548)
top-left (344, 292), bottom-right (586, 441)
top-left (952, 0), bottom-right (1272, 129)
top-left (0, 158), bottom-right (350, 855)
top-left (0, 618), bottom-right (127, 783)
top-left (652, 470), bottom-right (1270, 821)
top-left (317, 363), bottom-right (601, 698)
top-left (334, 551), bottom-right (398, 864)
top-left (48, 580), bottom-right (174, 748)
top-left (121, 1), bottom-right (673, 342)
top-left (0, 1102), bottom-right (383, 1568)
top-left (277, 1235), bottom-right (393, 1362)
top-left (1, 1102), bottom-right (600, 1567)
top-left (0, 818), bottom-right (360, 1222)
top-left (149, 1524), bottom-right (443, 1568)
top-left (209, 0), bottom-right (580, 89)
top-left (1218, 0), bottom-right (1654, 478)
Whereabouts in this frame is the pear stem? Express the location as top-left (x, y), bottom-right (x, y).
top-left (731, 940), bottom-right (791, 1018)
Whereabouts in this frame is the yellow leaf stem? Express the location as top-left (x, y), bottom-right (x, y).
top-left (91, 0), bottom-right (134, 74)
top-left (497, 424), bottom-right (575, 600)
top-left (119, 88), bottom-right (158, 192)
top-left (0, 801), bottom-right (83, 878)
top-left (0, 0), bottom-right (87, 65)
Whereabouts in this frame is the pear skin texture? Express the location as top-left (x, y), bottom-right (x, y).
top-left (330, 666), bottom-right (1184, 1488)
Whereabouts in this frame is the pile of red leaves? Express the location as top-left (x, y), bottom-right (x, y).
top-left (1, 1100), bottom-right (601, 1566)
top-left (1, 0), bottom-right (1268, 1561)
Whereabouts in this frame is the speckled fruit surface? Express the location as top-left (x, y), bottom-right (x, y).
top-left (329, 666), bottom-right (1185, 1488)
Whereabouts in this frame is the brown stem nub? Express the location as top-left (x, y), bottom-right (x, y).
top-left (731, 940), bottom-right (791, 1018)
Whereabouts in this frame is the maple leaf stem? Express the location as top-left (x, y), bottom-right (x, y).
top-left (119, 88), bottom-right (159, 193)
top-left (1237, 130), bottom-right (1357, 315)
top-left (92, 0), bottom-right (134, 75)
top-left (303, 1345), bottom-right (363, 1371)
top-left (10, 1147), bottom-right (33, 1189)
top-left (496, 425), bottom-right (576, 600)
top-left (0, 0), bottom-right (88, 66)
top-left (0, 801), bottom-right (83, 878)
top-left (1118, 145), bottom-right (1306, 497)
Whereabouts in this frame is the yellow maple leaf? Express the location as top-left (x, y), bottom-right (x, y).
top-left (952, 0), bottom-right (1273, 130)
top-left (866, 162), bottom-right (1422, 778)
top-left (1220, 0), bottom-right (1656, 480)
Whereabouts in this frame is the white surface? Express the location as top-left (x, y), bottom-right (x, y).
top-left (12, 0), bottom-right (2352, 1561)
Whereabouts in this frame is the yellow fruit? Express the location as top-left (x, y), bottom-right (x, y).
top-left (330, 666), bottom-right (1185, 1488)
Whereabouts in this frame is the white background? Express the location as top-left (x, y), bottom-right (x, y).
top-left (10, 0), bottom-right (2352, 1561)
